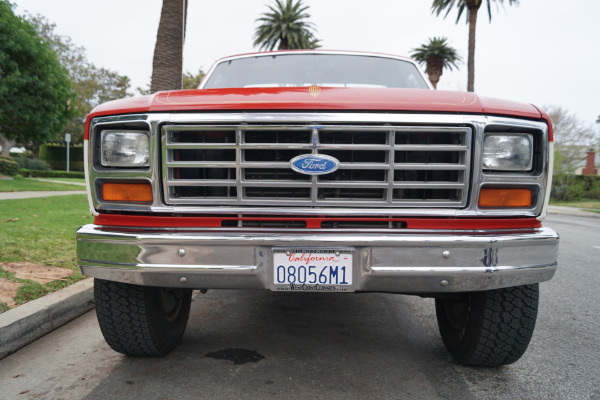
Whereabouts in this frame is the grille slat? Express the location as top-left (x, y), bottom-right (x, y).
top-left (163, 125), bottom-right (471, 208)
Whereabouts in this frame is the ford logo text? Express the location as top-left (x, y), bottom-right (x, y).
top-left (290, 154), bottom-right (340, 175)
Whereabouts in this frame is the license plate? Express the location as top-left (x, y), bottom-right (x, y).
top-left (272, 249), bottom-right (354, 292)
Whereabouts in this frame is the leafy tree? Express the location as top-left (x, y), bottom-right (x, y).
top-left (138, 68), bottom-right (204, 94)
top-left (183, 69), bottom-right (206, 89)
top-left (410, 37), bottom-right (462, 89)
top-left (136, 84), bottom-right (152, 96)
top-left (26, 14), bottom-right (130, 145)
top-left (546, 105), bottom-right (600, 174)
top-left (254, 0), bottom-right (321, 51)
top-left (150, 0), bottom-right (187, 92)
top-left (431, 0), bottom-right (518, 92)
top-left (0, 1), bottom-right (75, 157)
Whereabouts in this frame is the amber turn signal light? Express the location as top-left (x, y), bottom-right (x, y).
top-left (103, 182), bottom-right (152, 202)
top-left (478, 188), bottom-right (532, 208)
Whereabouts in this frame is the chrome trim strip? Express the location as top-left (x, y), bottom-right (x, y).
top-left (369, 264), bottom-right (556, 273)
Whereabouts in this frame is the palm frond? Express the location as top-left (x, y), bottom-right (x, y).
top-left (431, 0), bottom-right (519, 23)
top-left (253, 0), bottom-right (320, 51)
top-left (410, 37), bottom-right (462, 71)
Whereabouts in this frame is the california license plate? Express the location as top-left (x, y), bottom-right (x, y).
top-left (272, 249), bottom-right (354, 292)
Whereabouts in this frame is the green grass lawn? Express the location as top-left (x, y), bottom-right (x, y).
top-left (0, 194), bottom-right (90, 309)
top-left (0, 175), bottom-right (85, 192)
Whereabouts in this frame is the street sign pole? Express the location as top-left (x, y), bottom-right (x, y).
top-left (65, 133), bottom-right (71, 172)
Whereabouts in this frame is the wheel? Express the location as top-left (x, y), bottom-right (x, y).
top-left (94, 278), bottom-right (192, 356)
top-left (435, 284), bottom-right (539, 367)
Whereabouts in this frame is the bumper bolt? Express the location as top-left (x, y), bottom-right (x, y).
top-left (442, 250), bottom-right (450, 259)
top-left (178, 248), bottom-right (186, 257)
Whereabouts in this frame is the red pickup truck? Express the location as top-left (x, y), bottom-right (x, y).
top-left (77, 51), bottom-right (559, 367)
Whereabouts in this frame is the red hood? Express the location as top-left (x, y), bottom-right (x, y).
top-left (87, 86), bottom-right (542, 123)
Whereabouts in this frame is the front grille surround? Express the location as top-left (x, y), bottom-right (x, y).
top-left (162, 124), bottom-right (472, 208)
top-left (87, 112), bottom-right (551, 218)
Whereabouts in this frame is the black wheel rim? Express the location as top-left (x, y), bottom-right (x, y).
top-left (160, 288), bottom-right (184, 322)
top-left (442, 295), bottom-right (470, 337)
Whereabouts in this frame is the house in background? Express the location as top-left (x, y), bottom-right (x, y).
top-left (575, 149), bottom-right (599, 176)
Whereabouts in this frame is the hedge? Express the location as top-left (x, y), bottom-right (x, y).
top-left (552, 174), bottom-right (600, 201)
top-left (12, 155), bottom-right (51, 171)
top-left (19, 169), bottom-right (85, 179)
top-left (0, 156), bottom-right (19, 176)
top-left (39, 144), bottom-right (84, 171)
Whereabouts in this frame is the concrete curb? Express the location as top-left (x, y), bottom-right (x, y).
top-left (0, 278), bottom-right (94, 360)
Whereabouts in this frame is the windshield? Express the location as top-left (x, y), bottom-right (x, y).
top-left (202, 54), bottom-right (429, 89)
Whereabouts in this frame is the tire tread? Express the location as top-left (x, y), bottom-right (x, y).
top-left (436, 284), bottom-right (539, 367)
top-left (94, 279), bottom-right (190, 357)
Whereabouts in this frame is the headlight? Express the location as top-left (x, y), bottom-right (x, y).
top-left (101, 131), bottom-right (150, 167)
top-left (483, 134), bottom-right (533, 171)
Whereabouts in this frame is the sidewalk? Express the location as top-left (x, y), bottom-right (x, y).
top-left (547, 205), bottom-right (600, 218)
top-left (31, 178), bottom-right (86, 187)
top-left (0, 190), bottom-right (86, 200)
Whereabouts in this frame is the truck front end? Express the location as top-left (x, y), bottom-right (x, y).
top-left (77, 51), bottom-right (558, 366)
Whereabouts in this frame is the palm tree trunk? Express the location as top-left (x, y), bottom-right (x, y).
top-left (426, 57), bottom-right (444, 89)
top-left (467, 5), bottom-right (478, 92)
top-left (279, 37), bottom-right (288, 50)
top-left (150, 0), bottom-right (187, 92)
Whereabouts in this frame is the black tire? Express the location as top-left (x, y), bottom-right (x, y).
top-left (435, 284), bottom-right (539, 367)
top-left (94, 278), bottom-right (192, 357)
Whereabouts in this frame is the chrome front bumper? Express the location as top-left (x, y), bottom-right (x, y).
top-left (76, 225), bottom-right (559, 293)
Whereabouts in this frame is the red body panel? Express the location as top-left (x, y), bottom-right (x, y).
top-left (84, 87), bottom-right (543, 140)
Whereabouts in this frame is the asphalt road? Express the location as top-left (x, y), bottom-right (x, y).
top-left (0, 214), bottom-right (598, 400)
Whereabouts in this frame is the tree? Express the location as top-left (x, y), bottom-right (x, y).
top-left (431, 0), bottom-right (518, 92)
top-left (26, 14), bottom-right (130, 145)
top-left (138, 68), bottom-right (204, 95)
top-left (183, 69), bottom-right (206, 89)
top-left (546, 105), bottom-right (600, 174)
top-left (0, 1), bottom-right (75, 156)
top-left (254, 0), bottom-right (321, 51)
top-left (150, 0), bottom-right (187, 92)
top-left (410, 37), bottom-right (461, 89)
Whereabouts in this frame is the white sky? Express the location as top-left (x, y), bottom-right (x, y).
top-left (13, 0), bottom-right (600, 126)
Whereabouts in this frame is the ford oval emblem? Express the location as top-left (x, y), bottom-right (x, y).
top-left (290, 154), bottom-right (339, 175)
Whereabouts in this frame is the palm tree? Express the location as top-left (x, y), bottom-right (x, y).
top-left (431, 0), bottom-right (518, 92)
top-left (410, 37), bottom-right (462, 89)
top-left (253, 0), bottom-right (320, 51)
top-left (150, 0), bottom-right (187, 92)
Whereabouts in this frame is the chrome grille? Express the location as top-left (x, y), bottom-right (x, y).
top-left (162, 124), bottom-right (471, 207)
